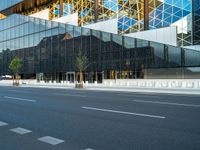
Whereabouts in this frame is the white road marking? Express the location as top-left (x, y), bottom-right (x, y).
top-left (8, 90), bottom-right (30, 93)
top-left (85, 148), bottom-right (94, 150)
top-left (62, 91), bottom-right (86, 94)
top-left (3, 96), bottom-right (36, 102)
top-left (53, 93), bottom-right (87, 97)
top-left (0, 121), bottom-right (8, 126)
top-left (10, 127), bottom-right (32, 135)
top-left (131, 99), bottom-right (200, 108)
top-left (82, 106), bottom-right (166, 119)
top-left (117, 94), bottom-right (160, 99)
top-left (38, 136), bottom-right (64, 145)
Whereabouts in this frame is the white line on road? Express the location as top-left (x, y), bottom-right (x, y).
top-left (38, 136), bottom-right (65, 145)
top-left (10, 127), bottom-right (32, 135)
top-left (3, 96), bottom-right (36, 102)
top-left (82, 106), bottom-right (166, 119)
top-left (0, 121), bottom-right (8, 126)
top-left (8, 90), bottom-right (30, 93)
top-left (117, 94), bottom-right (160, 99)
top-left (53, 93), bottom-right (87, 97)
top-left (131, 100), bottom-right (200, 108)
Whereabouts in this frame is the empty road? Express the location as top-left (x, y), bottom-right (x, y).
top-left (0, 86), bottom-right (200, 150)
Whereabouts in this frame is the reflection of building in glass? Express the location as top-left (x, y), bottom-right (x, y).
top-left (0, 0), bottom-right (199, 46)
top-left (0, 0), bottom-right (199, 81)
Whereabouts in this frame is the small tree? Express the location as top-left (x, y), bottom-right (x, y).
top-left (75, 50), bottom-right (88, 84)
top-left (9, 56), bottom-right (21, 85)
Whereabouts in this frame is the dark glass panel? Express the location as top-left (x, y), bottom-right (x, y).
top-left (137, 39), bottom-right (149, 47)
top-left (185, 48), bottom-right (200, 67)
top-left (150, 42), bottom-right (165, 68)
top-left (168, 45), bottom-right (181, 67)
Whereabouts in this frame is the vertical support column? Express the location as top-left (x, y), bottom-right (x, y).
top-left (144, 0), bottom-right (149, 30)
top-left (181, 48), bottom-right (185, 79)
top-left (191, 0), bottom-right (200, 45)
top-left (95, 71), bottom-right (98, 82)
top-left (33, 0), bottom-right (37, 12)
top-left (95, 0), bottom-right (99, 22)
top-left (164, 45), bottom-right (168, 67)
top-left (60, 0), bottom-right (63, 17)
top-left (191, 0), bottom-right (194, 45)
top-left (181, 48), bottom-right (185, 67)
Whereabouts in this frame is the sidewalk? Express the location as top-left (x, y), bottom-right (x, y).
top-left (1, 80), bottom-right (200, 95)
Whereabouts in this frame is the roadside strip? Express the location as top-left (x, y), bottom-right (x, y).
top-left (82, 106), bottom-right (166, 119)
top-left (3, 96), bottom-right (37, 102)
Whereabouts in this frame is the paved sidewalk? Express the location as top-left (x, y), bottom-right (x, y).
top-left (1, 82), bottom-right (200, 95)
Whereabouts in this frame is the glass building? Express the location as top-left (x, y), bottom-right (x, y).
top-left (0, 0), bottom-right (200, 82)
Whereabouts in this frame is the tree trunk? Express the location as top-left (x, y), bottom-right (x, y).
top-left (15, 73), bottom-right (19, 86)
top-left (12, 75), bottom-right (14, 85)
top-left (80, 70), bottom-right (83, 84)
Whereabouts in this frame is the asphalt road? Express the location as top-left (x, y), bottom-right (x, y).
top-left (0, 86), bottom-right (200, 150)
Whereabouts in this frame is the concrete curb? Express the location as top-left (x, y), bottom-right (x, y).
top-left (1, 83), bottom-right (200, 96)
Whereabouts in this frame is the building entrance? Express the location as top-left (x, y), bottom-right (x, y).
top-left (66, 72), bottom-right (75, 83)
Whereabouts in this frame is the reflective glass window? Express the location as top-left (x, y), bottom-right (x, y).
top-left (168, 45), bottom-right (181, 67)
top-left (185, 49), bottom-right (200, 67)
top-left (150, 42), bottom-right (165, 67)
top-left (65, 24), bottom-right (74, 37)
top-left (19, 37), bottom-right (24, 49)
top-left (74, 26), bottom-right (82, 37)
top-left (34, 18), bottom-right (40, 32)
top-left (40, 19), bottom-right (46, 31)
top-left (58, 23), bottom-right (65, 34)
top-left (124, 36), bottom-right (135, 48)
top-left (137, 39), bottom-right (149, 47)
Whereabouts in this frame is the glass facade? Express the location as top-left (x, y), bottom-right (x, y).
top-left (1, 0), bottom-right (198, 47)
top-left (53, 0), bottom-right (196, 46)
top-left (0, 0), bottom-right (23, 12)
top-left (0, 14), bottom-right (200, 81)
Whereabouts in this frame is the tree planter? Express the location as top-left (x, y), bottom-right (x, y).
top-left (13, 82), bottom-right (19, 86)
top-left (75, 83), bottom-right (84, 88)
top-left (9, 56), bottom-right (21, 87)
top-left (75, 50), bottom-right (88, 89)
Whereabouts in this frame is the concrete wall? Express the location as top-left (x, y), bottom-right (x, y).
top-left (125, 26), bottom-right (177, 46)
top-left (103, 79), bottom-right (200, 89)
top-left (53, 13), bottom-right (78, 26)
top-left (29, 9), bottom-right (49, 20)
top-left (84, 18), bottom-right (118, 34)
top-left (1, 79), bottom-right (200, 89)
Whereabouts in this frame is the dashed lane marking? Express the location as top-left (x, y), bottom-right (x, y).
top-left (38, 136), bottom-right (65, 145)
top-left (10, 127), bottom-right (32, 135)
top-left (82, 106), bottom-right (166, 119)
top-left (8, 90), bottom-right (30, 93)
top-left (53, 93), bottom-right (87, 98)
top-left (117, 94), bottom-right (160, 99)
top-left (0, 121), bottom-right (8, 126)
top-left (3, 96), bottom-right (36, 102)
top-left (131, 99), bottom-right (200, 108)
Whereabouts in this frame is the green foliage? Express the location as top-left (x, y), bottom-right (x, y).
top-left (9, 56), bottom-right (21, 74)
top-left (75, 51), bottom-right (88, 71)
